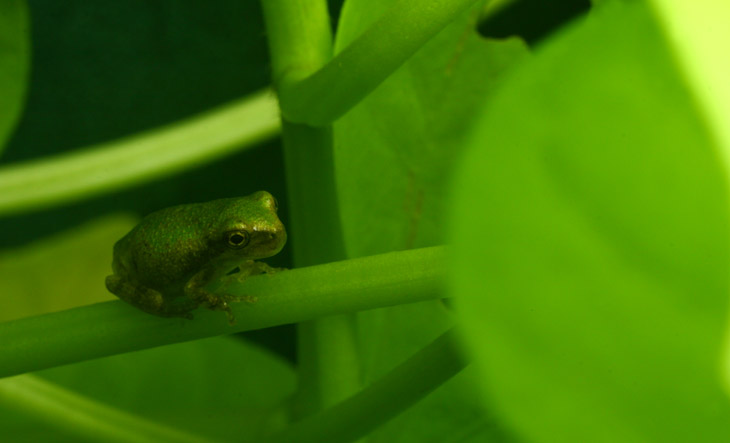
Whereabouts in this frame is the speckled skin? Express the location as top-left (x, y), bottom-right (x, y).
top-left (105, 191), bottom-right (286, 323)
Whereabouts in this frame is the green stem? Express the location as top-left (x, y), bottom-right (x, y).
top-left (265, 329), bottom-right (468, 443)
top-left (0, 89), bottom-right (280, 216)
top-left (0, 245), bottom-right (445, 378)
top-left (260, 0), bottom-right (357, 416)
top-left (277, 123), bottom-right (345, 266)
top-left (278, 0), bottom-right (482, 125)
top-left (294, 315), bottom-right (361, 417)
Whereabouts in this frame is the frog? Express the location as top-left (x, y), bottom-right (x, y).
top-left (105, 191), bottom-right (286, 324)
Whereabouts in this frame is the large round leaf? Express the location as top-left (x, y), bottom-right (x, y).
top-left (451, 2), bottom-right (730, 441)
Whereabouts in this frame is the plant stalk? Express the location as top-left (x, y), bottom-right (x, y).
top-left (260, 0), bottom-right (359, 417)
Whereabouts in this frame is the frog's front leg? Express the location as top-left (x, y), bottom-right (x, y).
top-left (105, 275), bottom-right (195, 319)
top-left (184, 268), bottom-right (256, 325)
top-left (236, 260), bottom-right (284, 278)
top-left (217, 260), bottom-right (283, 305)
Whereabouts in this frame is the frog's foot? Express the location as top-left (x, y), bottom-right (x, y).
top-left (211, 297), bottom-right (236, 326)
top-left (193, 292), bottom-right (256, 326)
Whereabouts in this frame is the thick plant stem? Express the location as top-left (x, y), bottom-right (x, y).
top-left (280, 124), bottom-right (358, 415)
top-left (277, 123), bottom-right (344, 267)
top-left (0, 246), bottom-right (445, 379)
top-left (260, 0), bottom-right (358, 417)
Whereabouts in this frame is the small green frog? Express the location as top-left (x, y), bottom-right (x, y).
top-left (106, 191), bottom-right (286, 324)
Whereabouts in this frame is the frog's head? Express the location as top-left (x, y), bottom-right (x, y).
top-left (214, 191), bottom-right (287, 260)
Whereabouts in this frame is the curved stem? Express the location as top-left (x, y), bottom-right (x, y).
top-left (0, 90), bottom-right (280, 216)
top-left (265, 329), bottom-right (468, 443)
top-left (278, 0), bottom-right (482, 126)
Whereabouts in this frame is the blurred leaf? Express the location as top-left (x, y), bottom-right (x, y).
top-left (649, 0), bottom-right (730, 396)
top-left (0, 336), bottom-right (295, 442)
top-left (451, 2), bottom-right (730, 441)
top-left (0, 0), bottom-right (30, 155)
top-left (0, 214), bottom-right (132, 321)
top-left (649, 0), bottom-right (730, 168)
top-left (333, 1), bottom-right (528, 441)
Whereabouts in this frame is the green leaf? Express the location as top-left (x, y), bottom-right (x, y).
top-left (0, 214), bottom-right (129, 322)
top-left (451, 2), bottom-right (730, 441)
top-left (335, 3), bottom-right (528, 257)
top-left (333, 1), bottom-right (528, 441)
top-left (649, 0), bottom-right (730, 170)
top-left (0, 337), bottom-right (295, 442)
top-left (0, 0), bottom-right (30, 155)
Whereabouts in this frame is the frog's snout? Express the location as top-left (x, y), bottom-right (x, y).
top-left (271, 226), bottom-right (287, 249)
top-left (251, 225), bottom-right (286, 257)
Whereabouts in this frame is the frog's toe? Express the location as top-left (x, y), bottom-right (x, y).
top-left (225, 310), bottom-right (237, 326)
top-left (254, 262), bottom-right (284, 275)
top-left (221, 294), bottom-right (257, 304)
top-left (208, 299), bottom-right (237, 325)
top-left (239, 295), bottom-right (258, 304)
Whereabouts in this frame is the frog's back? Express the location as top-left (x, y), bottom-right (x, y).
top-left (112, 203), bottom-right (214, 291)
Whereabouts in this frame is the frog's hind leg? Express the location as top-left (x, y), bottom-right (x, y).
top-left (105, 275), bottom-right (194, 319)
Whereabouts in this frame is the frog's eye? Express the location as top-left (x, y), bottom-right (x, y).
top-left (226, 230), bottom-right (250, 249)
top-left (272, 197), bottom-right (279, 212)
